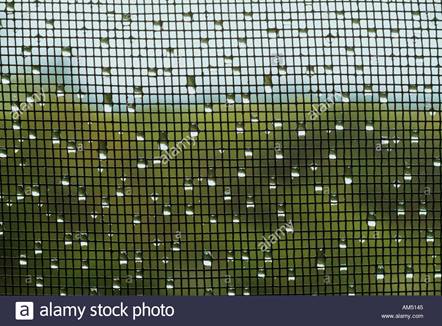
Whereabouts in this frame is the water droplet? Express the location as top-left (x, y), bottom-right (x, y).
top-left (305, 65), bottom-right (316, 75)
top-left (134, 86), bottom-right (143, 98)
top-left (276, 203), bottom-right (291, 218)
top-left (101, 196), bottom-right (110, 208)
top-left (244, 148), bottom-right (253, 158)
top-left (60, 175), bottom-right (70, 186)
top-left (330, 193), bottom-right (338, 206)
top-left (51, 129), bottom-right (60, 144)
top-left (0, 147), bottom-right (7, 158)
top-left (344, 166), bottom-right (353, 184)
top-left (61, 46), bottom-right (72, 56)
top-left (56, 84), bottom-right (66, 97)
top-left (185, 204), bottom-right (194, 216)
top-left (158, 131), bottom-right (169, 151)
top-left (102, 66), bottom-right (112, 76)
top-left (226, 251), bottom-right (235, 262)
top-left (119, 251), bottom-right (128, 265)
top-left (200, 37), bottom-right (209, 47)
top-left (232, 214), bottom-right (240, 223)
top-left (316, 249), bottom-right (326, 271)
top-left (79, 233), bottom-right (88, 247)
top-left (35, 276), bottom-right (44, 288)
top-left (275, 143), bottom-right (283, 159)
top-left (367, 211), bottom-right (377, 227)
top-left (207, 168), bottom-right (216, 186)
top-left (22, 46), bottom-right (32, 56)
top-left (82, 259), bottom-right (89, 270)
top-left (15, 186), bottom-right (24, 200)
top-left (28, 130), bottom-right (37, 140)
top-left (103, 93), bottom-right (113, 112)
top-left (32, 65), bottom-right (41, 75)
top-left (50, 258), bottom-right (59, 269)
top-left (1, 73), bottom-right (11, 85)
top-left (135, 251), bottom-right (143, 263)
top-left (163, 204), bottom-right (172, 216)
top-left (246, 195), bottom-right (255, 208)
top-left (137, 158), bottom-right (148, 169)
top-left (113, 279), bottom-right (121, 289)
top-left (45, 19), bottom-right (55, 28)
top-left (135, 131), bottom-right (145, 141)
top-left (100, 37), bottom-right (110, 48)
top-left (419, 201), bottom-right (428, 217)
top-left (309, 162), bottom-right (319, 172)
top-left (235, 122), bottom-right (245, 134)
top-left (202, 250), bottom-right (213, 267)
top-left (186, 75), bottom-right (196, 94)
top-left (12, 120), bottom-right (21, 130)
top-left (77, 186), bottom-right (86, 201)
top-left (291, 166), bottom-right (300, 178)
top-left (267, 27), bottom-right (280, 38)
top-left (365, 121), bottom-right (374, 131)
top-left (98, 141), bottom-right (108, 160)
top-left (184, 178), bottom-right (193, 191)
top-left (31, 185), bottom-right (40, 197)
top-left (56, 214), bottom-right (64, 223)
top-left (150, 192), bottom-right (159, 202)
top-left (225, 93), bottom-right (235, 105)
top-left (288, 268), bottom-right (296, 281)
top-left (122, 13), bottom-right (132, 25)
top-left (426, 229), bottom-right (434, 243)
top-left (153, 19), bottom-right (164, 30)
top-left (190, 123), bottom-right (200, 138)
top-left (250, 112), bottom-right (259, 123)
top-left (132, 214), bottom-right (141, 225)
top-left (34, 241), bottom-right (42, 255)
top-left (257, 268), bottom-right (266, 279)
top-left (396, 201), bottom-right (406, 216)
top-left (376, 265), bottom-right (385, 281)
top-left (19, 254), bottom-right (27, 266)
top-left (64, 233), bottom-right (73, 246)
top-left (114, 186), bottom-right (124, 197)
top-left (166, 278), bottom-right (174, 289)
top-left (406, 265), bottom-right (414, 279)
top-left (269, 177), bottom-right (277, 190)
top-left (335, 120), bottom-right (344, 131)
top-left (339, 238), bottom-right (347, 249)
top-left (224, 187), bottom-right (232, 201)
top-left (5, 1), bottom-right (16, 13)
top-left (241, 93), bottom-right (251, 103)
top-left (404, 166), bottom-right (412, 182)
top-left (340, 263), bottom-right (348, 273)
top-left (347, 284), bottom-right (356, 296)
top-left (241, 250), bottom-right (250, 261)
top-left (67, 141), bottom-right (78, 154)
top-left (264, 74), bottom-right (273, 93)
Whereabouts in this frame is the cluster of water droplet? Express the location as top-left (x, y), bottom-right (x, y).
top-left (1, 1), bottom-right (441, 295)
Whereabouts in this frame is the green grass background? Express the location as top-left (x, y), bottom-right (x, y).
top-left (0, 78), bottom-right (441, 295)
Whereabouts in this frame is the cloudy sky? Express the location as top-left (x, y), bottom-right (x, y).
top-left (0, 0), bottom-right (441, 109)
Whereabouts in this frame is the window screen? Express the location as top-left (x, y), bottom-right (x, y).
top-left (0, 0), bottom-right (441, 295)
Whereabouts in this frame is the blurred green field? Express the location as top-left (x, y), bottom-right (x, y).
top-left (0, 79), bottom-right (441, 295)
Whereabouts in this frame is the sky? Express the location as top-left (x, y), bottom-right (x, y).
top-left (0, 0), bottom-right (441, 109)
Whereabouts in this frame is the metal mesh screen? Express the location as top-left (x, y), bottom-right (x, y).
top-left (0, 0), bottom-right (441, 295)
